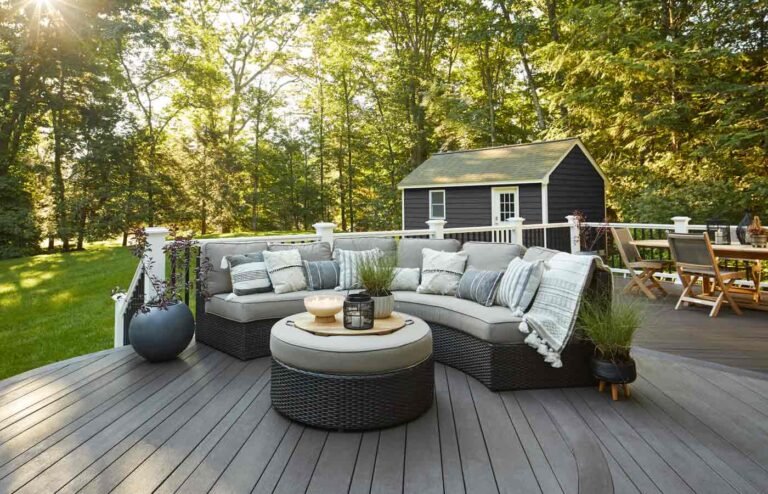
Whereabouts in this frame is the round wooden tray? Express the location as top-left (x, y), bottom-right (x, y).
top-left (289, 312), bottom-right (410, 336)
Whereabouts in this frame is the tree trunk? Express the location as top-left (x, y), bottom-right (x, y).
top-left (76, 208), bottom-right (87, 250)
top-left (52, 96), bottom-right (69, 251)
top-left (518, 46), bottom-right (546, 132)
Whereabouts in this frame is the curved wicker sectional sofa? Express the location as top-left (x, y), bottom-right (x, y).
top-left (196, 237), bottom-right (609, 391)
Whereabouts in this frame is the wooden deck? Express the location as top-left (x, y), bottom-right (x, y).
top-left (1, 339), bottom-right (767, 493)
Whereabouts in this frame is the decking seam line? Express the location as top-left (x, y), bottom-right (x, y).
top-left (632, 347), bottom-right (768, 381)
top-left (432, 380), bottom-right (445, 494)
top-left (302, 431), bottom-right (329, 494)
top-left (0, 348), bottom-right (215, 486)
top-left (719, 372), bottom-right (768, 400)
top-left (206, 395), bottom-right (291, 493)
top-left (577, 386), bottom-right (698, 493)
top-left (490, 388), bottom-right (541, 493)
top-left (678, 362), bottom-right (768, 420)
top-left (345, 430), bottom-right (365, 494)
top-left (8, 349), bottom-right (225, 492)
top-left (529, 391), bottom-right (581, 493)
top-left (464, 374), bottom-right (501, 494)
top-left (265, 424), bottom-right (306, 494)
top-left (0, 353), bottom-right (143, 434)
top-left (503, 392), bottom-right (565, 494)
top-left (0, 357), bottom-right (149, 446)
top-left (0, 353), bottom-right (110, 398)
top-left (443, 365), bottom-right (467, 494)
top-left (0, 364), bottom-right (165, 474)
top-left (160, 377), bottom-right (272, 494)
top-left (367, 430), bottom-right (381, 494)
top-left (560, 390), bottom-right (644, 494)
top-left (140, 361), bottom-right (268, 491)
top-left (637, 374), bottom-right (768, 476)
top-left (630, 385), bottom-right (756, 494)
top-left (66, 356), bottom-right (240, 493)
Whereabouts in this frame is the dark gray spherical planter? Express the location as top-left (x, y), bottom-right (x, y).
top-left (129, 302), bottom-right (195, 362)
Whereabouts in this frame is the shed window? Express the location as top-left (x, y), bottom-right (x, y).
top-left (429, 190), bottom-right (446, 219)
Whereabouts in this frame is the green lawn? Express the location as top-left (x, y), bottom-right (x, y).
top-left (0, 230), bottom-right (309, 380)
top-left (0, 242), bottom-right (137, 380)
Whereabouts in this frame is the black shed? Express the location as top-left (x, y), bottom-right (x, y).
top-left (398, 138), bottom-right (607, 229)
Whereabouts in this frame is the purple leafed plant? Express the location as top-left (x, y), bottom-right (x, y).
top-left (571, 210), bottom-right (610, 253)
top-left (125, 226), bottom-right (211, 312)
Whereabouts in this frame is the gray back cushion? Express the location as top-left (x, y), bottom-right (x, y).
top-left (462, 242), bottom-right (526, 271)
top-left (397, 238), bottom-right (461, 269)
top-left (201, 241), bottom-right (268, 295)
top-left (269, 241), bottom-right (332, 261)
top-left (523, 246), bottom-right (560, 263)
top-left (333, 237), bottom-right (397, 256)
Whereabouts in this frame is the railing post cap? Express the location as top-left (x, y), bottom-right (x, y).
top-left (565, 215), bottom-right (578, 223)
top-left (671, 216), bottom-right (691, 222)
top-left (505, 217), bottom-right (525, 224)
top-left (312, 222), bottom-right (336, 229)
top-left (144, 226), bottom-right (170, 235)
top-left (425, 219), bottom-right (447, 226)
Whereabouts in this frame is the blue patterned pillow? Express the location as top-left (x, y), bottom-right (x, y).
top-left (456, 270), bottom-right (504, 307)
top-left (304, 260), bottom-right (340, 290)
top-left (221, 252), bottom-right (272, 296)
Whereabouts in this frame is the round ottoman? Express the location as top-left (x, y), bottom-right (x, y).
top-left (269, 313), bottom-right (434, 431)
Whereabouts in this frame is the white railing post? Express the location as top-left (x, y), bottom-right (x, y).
top-left (144, 226), bottom-right (169, 300)
top-left (112, 292), bottom-right (125, 347)
top-left (506, 217), bottom-right (525, 245)
top-left (426, 219), bottom-right (446, 239)
top-left (671, 216), bottom-right (691, 233)
top-left (313, 222), bottom-right (336, 247)
top-left (566, 215), bottom-right (581, 253)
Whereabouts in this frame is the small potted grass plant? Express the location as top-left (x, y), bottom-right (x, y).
top-left (358, 255), bottom-right (397, 319)
top-left (578, 297), bottom-right (643, 400)
top-left (748, 216), bottom-right (767, 248)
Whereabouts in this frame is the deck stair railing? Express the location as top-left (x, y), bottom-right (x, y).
top-left (112, 215), bottom-right (765, 347)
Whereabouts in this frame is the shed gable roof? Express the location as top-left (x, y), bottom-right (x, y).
top-left (398, 138), bottom-right (592, 189)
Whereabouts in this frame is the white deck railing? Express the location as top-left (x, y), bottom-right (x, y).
top-left (113, 215), bottom-right (765, 347)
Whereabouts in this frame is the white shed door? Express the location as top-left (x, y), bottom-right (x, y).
top-left (491, 187), bottom-right (519, 225)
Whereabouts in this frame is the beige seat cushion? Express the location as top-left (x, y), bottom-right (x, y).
top-left (205, 289), bottom-right (339, 323)
top-left (393, 291), bottom-right (524, 344)
top-left (270, 314), bottom-right (432, 374)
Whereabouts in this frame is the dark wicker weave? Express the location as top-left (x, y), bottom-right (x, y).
top-left (270, 356), bottom-right (434, 431)
top-left (430, 322), bottom-right (596, 391)
top-left (195, 291), bottom-right (275, 360)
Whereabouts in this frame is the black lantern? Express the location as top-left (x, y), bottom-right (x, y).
top-left (706, 218), bottom-right (731, 245)
top-left (736, 209), bottom-right (752, 245)
top-left (343, 293), bottom-right (374, 330)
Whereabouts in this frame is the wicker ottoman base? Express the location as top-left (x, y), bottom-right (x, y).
top-left (270, 356), bottom-right (434, 431)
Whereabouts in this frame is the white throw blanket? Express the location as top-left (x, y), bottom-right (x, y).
top-left (519, 253), bottom-right (608, 368)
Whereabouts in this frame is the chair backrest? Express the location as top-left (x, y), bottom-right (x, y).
top-left (667, 233), bottom-right (716, 271)
top-left (611, 227), bottom-right (642, 265)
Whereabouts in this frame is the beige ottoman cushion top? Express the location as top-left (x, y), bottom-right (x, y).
top-left (270, 313), bottom-right (432, 375)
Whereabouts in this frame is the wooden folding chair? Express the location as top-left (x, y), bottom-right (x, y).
top-left (668, 233), bottom-right (745, 317)
top-left (611, 227), bottom-right (670, 300)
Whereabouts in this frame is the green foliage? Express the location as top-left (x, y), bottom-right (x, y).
top-left (0, 174), bottom-right (40, 258)
top-left (358, 255), bottom-right (397, 296)
top-left (578, 297), bottom-right (644, 363)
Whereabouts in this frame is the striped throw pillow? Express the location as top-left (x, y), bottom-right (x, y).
top-left (334, 248), bottom-right (382, 290)
top-left (221, 253), bottom-right (272, 296)
top-left (456, 270), bottom-right (504, 307)
top-left (496, 258), bottom-right (545, 316)
top-left (304, 260), bottom-right (340, 290)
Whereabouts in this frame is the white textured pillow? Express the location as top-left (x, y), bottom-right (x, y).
top-left (334, 248), bottom-right (383, 290)
top-left (390, 267), bottom-right (420, 291)
top-left (262, 249), bottom-right (307, 294)
top-left (496, 258), bottom-right (545, 316)
top-left (417, 248), bottom-right (468, 296)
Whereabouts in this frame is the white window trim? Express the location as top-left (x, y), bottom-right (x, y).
top-left (429, 189), bottom-right (446, 220)
top-left (491, 186), bottom-right (520, 225)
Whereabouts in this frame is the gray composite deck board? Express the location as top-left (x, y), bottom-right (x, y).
top-left (1, 341), bottom-right (767, 493)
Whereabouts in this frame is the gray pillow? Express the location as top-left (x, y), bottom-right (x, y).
top-left (456, 270), bottom-right (504, 307)
top-left (304, 260), bottom-right (340, 290)
top-left (463, 242), bottom-right (526, 271)
top-left (262, 249), bottom-right (307, 294)
top-left (222, 252), bottom-right (272, 296)
top-left (496, 258), bottom-right (545, 315)
top-left (334, 248), bottom-right (383, 290)
top-left (269, 241), bottom-right (332, 261)
top-left (417, 248), bottom-right (468, 296)
top-left (332, 237), bottom-right (397, 255)
top-left (390, 267), bottom-right (420, 291)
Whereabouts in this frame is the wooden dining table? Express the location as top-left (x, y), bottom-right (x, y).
top-left (631, 238), bottom-right (768, 310)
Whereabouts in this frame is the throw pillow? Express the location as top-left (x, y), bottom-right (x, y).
top-left (417, 248), bottom-right (468, 296)
top-left (304, 260), bottom-right (340, 290)
top-left (390, 267), bottom-right (420, 291)
top-left (221, 252), bottom-right (272, 296)
top-left (496, 257), bottom-right (545, 316)
top-left (262, 249), bottom-right (307, 294)
top-left (334, 248), bottom-right (382, 290)
top-left (268, 241), bottom-right (332, 261)
top-left (455, 270), bottom-right (504, 307)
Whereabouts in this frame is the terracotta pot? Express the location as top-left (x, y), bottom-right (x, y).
top-left (750, 234), bottom-right (767, 248)
top-left (590, 356), bottom-right (636, 384)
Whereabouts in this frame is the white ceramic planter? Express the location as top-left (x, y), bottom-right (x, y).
top-left (371, 294), bottom-right (395, 319)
